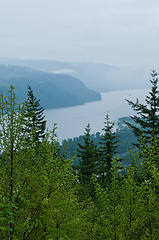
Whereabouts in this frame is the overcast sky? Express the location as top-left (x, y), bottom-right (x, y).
top-left (0, 0), bottom-right (159, 67)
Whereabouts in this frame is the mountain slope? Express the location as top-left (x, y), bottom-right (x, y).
top-left (0, 58), bottom-right (150, 92)
top-left (0, 64), bottom-right (101, 109)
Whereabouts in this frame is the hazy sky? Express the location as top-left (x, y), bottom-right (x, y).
top-left (1, 0), bottom-right (159, 66)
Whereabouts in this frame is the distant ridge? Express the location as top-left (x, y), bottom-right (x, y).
top-left (0, 64), bottom-right (101, 109)
top-left (0, 58), bottom-right (150, 92)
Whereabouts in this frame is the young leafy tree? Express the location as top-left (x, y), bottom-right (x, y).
top-left (92, 158), bottom-right (123, 239)
top-left (99, 114), bottom-right (120, 185)
top-left (0, 87), bottom-right (89, 240)
top-left (125, 69), bottom-right (159, 147)
top-left (24, 85), bottom-right (46, 142)
top-left (0, 85), bottom-right (28, 239)
top-left (120, 143), bottom-right (159, 239)
top-left (77, 123), bottom-right (100, 185)
top-left (92, 142), bottom-right (159, 239)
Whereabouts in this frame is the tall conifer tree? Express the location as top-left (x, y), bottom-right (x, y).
top-left (125, 69), bottom-right (159, 147)
top-left (99, 114), bottom-right (120, 184)
top-left (77, 123), bottom-right (100, 185)
top-left (24, 86), bottom-right (46, 142)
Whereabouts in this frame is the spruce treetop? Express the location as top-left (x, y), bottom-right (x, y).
top-left (125, 69), bottom-right (159, 147)
top-left (24, 85), bottom-right (46, 142)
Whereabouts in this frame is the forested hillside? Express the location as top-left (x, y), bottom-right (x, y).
top-left (0, 64), bottom-right (101, 109)
top-left (61, 116), bottom-right (137, 166)
top-left (1, 70), bottom-right (159, 239)
top-left (0, 57), bottom-right (150, 92)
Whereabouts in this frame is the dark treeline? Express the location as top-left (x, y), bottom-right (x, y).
top-left (1, 70), bottom-right (159, 239)
top-left (60, 116), bottom-right (137, 167)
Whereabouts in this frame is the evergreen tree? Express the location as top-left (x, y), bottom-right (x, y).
top-left (24, 86), bottom-right (46, 142)
top-left (77, 123), bottom-right (100, 185)
top-left (125, 69), bottom-right (159, 147)
top-left (99, 114), bottom-right (120, 184)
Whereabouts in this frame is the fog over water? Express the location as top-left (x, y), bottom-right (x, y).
top-left (45, 89), bottom-right (148, 142)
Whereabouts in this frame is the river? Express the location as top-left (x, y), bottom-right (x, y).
top-left (45, 89), bottom-right (148, 142)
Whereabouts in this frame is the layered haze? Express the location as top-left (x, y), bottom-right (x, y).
top-left (0, 58), bottom-right (151, 92)
top-left (0, 0), bottom-right (159, 67)
top-left (0, 0), bottom-right (158, 138)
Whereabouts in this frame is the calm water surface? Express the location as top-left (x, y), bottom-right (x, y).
top-left (45, 89), bottom-right (148, 142)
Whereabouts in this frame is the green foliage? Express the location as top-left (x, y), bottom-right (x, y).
top-left (61, 118), bottom-right (137, 167)
top-left (125, 69), bottom-right (159, 148)
top-left (1, 82), bottom-right (159, 239)
top-left (24, 85), bottom-right (46, 142)
top-left (99, 114), bottom-right (120, 185)
top-left (117, 117), bottom-right (138, 153)
top-left (77, 123), bottom-right (100, 185)
top-left (91, 144), bottom-right (159, 239)
top-left (0, 140), bottom-right (89, 239)
top-left (0, 86), bottom-right (89, 240)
